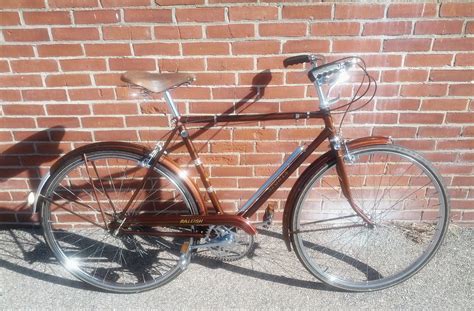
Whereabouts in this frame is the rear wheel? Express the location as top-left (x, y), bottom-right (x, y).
top-left (291, 145), bottom-right (449, 291)
top-left (40, 148), bottom-right (198, 293)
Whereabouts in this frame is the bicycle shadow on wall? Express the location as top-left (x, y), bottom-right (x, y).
top-left (0, 126), bottom-right (66, 221)
top-left (167, 69), bottom-right (274, 153)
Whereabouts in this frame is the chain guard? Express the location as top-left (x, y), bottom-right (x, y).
top-left (197, 226), bottom-right (255, 262)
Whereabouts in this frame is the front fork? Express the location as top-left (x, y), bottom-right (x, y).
top-left (330, 134), bottom-right (375, 227)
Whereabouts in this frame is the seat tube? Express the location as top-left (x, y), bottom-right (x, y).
top-left (163, 90), bottom-right (180, 118)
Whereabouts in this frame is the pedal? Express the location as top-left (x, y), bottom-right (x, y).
top-left (262, 203), bottom-right (275, 228)
top-left (178, 241), bottom-right (191, 270)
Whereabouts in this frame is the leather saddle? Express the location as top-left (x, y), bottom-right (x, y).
top-left (121, 71), bottom-right (195, 93)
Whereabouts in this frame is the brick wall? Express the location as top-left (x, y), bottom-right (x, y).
top-left (0, 1), bottom-right (473, 225)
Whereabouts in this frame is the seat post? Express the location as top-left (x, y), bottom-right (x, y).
top-left (163, 90), bottom-right (180, 118)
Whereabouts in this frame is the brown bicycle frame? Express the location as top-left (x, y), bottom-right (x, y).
top-left (122, 109), bottom-right (376, 235)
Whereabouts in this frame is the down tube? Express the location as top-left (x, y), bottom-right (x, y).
top-left (241, 128), bottom-right (331, 219)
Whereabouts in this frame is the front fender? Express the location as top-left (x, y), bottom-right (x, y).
top-left (33, 141), bottom-right (206, 215)
top-left (282, 136), bottom-right (392, 251)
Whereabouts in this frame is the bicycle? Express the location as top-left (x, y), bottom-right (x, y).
top-left (34, 54), bottom-right (449, 293)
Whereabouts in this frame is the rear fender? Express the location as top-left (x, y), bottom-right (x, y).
top-left (33, 141), bottom-right (206, 215)
top-left (282, 136), bottom-right (392, 251)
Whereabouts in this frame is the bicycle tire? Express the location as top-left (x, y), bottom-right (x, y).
top-left (40, 147), bottom-right (199, 293)
top-left (291, 144), bottom-right (449, 291)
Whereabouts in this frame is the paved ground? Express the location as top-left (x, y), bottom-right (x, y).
top-left (0, 226), bottom-right (472, 310)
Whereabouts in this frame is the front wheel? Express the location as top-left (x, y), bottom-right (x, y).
top-left (291, 145), bottom-right (449, 291)
top-left (40, 148), bottom-right (199, 293)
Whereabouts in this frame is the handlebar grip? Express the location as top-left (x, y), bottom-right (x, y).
top-left (283, 55), bottom-right (310, 67)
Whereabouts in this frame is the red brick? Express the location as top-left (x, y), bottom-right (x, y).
top-left (74, 10), bottom-right (120, 24)
top-left (259, 23), bottom-right (307, 37)
top-left (212, 166), bottom-right (252, 177)
top-left (363, 54), bottom-right (403, 67)
top-left (467, 22), bottom-right (474, 34)
top-left (183, 42), bottom-right (229, 55)
top-left (93, 73), bottom-right (122, 86)
top-left (336, 4), bottom-right (384, 19)
top-left (37, 117), bottom-right (80, 128)
top-left (210, 142), bottom-right (253, 153)
top-left (446, 113), bottom-right (474, 124)
top-left (0, 75), bottom-right (42, 87)
top-left (283, 39), bottom-right (329, 53)
top-left (352, 113), bottom-right (398, 124)
top-left (37, 44), bottom-right (83, 57)
top-left (23, 11), bottom-right (71, 25)
top-left (176, 8), bottom-right (225, 22)
top-left (124, 9), bottom-right (172, 23)
top-left (372, 127), bottom-right (417, 138)
top-left (282, 5), bottom-right (332, 19)
top-left (207, 57), bottom-right (253, 71)
top-left (188, 101), bottom-right (233, 114)
top-left (159, 58), bottom-right (205, 72)
top-left (1, 0), bottom-right (45, 8)
top-left (0, 45), bottom-right (34, 57)
top-left (45, 74), bottom-right (91, 87)
top-left (22, 89), bottom-right (67, 101)
top-left (405, 54), bottom-right (453, 67)
top-left (437, 140), bottom-right (474, 151)
top-left (229, 6), bottom-right (278, 21)
top-left (92, 103), bottom-right (138, 115)
top-left (155, 0), bottom-right (203, 4)
top-left (68, 88), bottom-right (115, 100)
top-left (363, 21), bottom-right (412, 36)
top-left (101, 0), bottom-right (150, 6)
top-left (49, 0), bottom-right (98, 7)
top-left (197, 25), bottom-right (241, 40)
top-left (133, 43), bottom-right (180, 56)
top-left (387, 3), bottom-right (437, 18)
top-left (125, 116), bottom-right (168, 127)
top-left (82, 116), bottom-right (124, 128)
top-left (94, 130), bottom-right (138, 141)
top-left (172, 86), bottom-right (211, 100)
top-left (155, 25), bottom-right (202, 39)
top-left (401, 84), bottom-right (447, 97)
top-left (383, 39), bottom-right (431, 52)
top-left (449, 84), bottom-right (474, 96)
top-left (60, 58), bottom-right (107, 71)
top-left (421, 99), bottom-right (468, 111)
top-left (11, 60), bottom-right (58, 73)
top-left (0, 12), bottom-right (20, 25)
top-left (2, 104), bottom-right (44, 115)
top-left (418, 127), bottom-right (461, 138)
top-left (109, 58), bottom-right (156, 71)
top-left (50, 130), bottom-right (92, 142)
top-left (311, 22), bottom-right (360, 36)
top-left (52, 27), bottom-right (100, 41)
top-left (0, 90), bottom-right (22, 101)
top-left (433, 38), bottom-right (474, 51)
top-left (429, 70), bottom-right (474, 82)
top-left (193, 73), bottom-right (235, 86)
top-left (103, 26), bottom-right (152, 40)
top-left (0, 117), bottom-right (36, 128)
top-left (3, 29), bottom-right (50, 42)
top-left (440, 3), bottom-right (474, 17)
top-left (376, 99), bottom-right (420, 111)
top-left (415, 20), bottom-right (464, 35)
top-left (455, 54), bottom-right (474, 66)
top-left (333, 39), bottom-right (380, 53)
top-left (84, 43), bottom-right (131, 56)
top-left (382, 70), bottom-right (428, 82)
top-left (399, 113), bottom-right (445, 124)
top-left (46, 104), bottom-right (90, 115)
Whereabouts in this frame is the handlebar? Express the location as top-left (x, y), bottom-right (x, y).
top-left (283, 54), bottom-right (362, 85)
